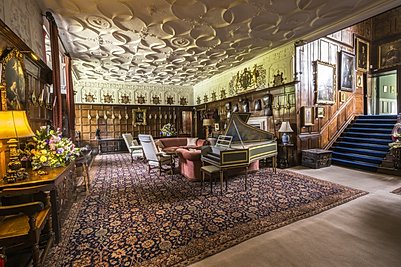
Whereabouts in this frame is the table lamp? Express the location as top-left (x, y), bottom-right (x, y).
top-left (203, 118), bottom-right (213, 138)
top-left (278, 121), bottom-right (293, 144)
top-left (0, 111), bottom-right (35, 183)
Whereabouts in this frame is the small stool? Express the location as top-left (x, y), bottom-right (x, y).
top-left (201, 165), bottom-right (223, 194)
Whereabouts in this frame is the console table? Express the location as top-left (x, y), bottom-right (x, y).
top-left (97, 138), bottom-right (126, 154)
top-left (0, 163), bottom-right (76, 243)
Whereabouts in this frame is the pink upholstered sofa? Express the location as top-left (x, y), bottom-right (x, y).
top-left (176, 148), bottom-right (202, 182)
top-left (156, 137), bottom-right (207, 153)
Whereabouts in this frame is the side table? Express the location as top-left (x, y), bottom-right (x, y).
top-left (279, 143), bottom-right (295, 168)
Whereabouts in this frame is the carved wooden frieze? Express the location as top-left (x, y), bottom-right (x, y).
top-left (75, 80), bottom-right (193, 106)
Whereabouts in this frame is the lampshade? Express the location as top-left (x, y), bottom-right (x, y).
top-left (0, 111), bottom-right (35, 140)
top-left (203, 118), bottom-right (214, 126)
top-left (278, 121), bottom-right (294, 133)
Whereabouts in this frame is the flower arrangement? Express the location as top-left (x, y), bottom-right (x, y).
top-left (160, 123), bottom-right (177, 137)
top-left (30, 126), bottom-right (80, 170)
top-left (390, 125), bottom-right (401, 150)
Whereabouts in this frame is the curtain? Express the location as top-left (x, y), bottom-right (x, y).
top-left (46, 11), bottom-right (62, 130)
top-left (65, 54), bottom-right (75, 141)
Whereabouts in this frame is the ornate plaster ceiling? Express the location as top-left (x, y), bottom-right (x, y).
top-left (38, 0), bottom-right (398, 86)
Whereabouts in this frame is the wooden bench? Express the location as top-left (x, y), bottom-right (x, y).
top-left (200, 165), bottom-right (223, 194)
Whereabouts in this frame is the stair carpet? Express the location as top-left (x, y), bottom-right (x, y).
top-left (331, 115), bottom-right (398, 172)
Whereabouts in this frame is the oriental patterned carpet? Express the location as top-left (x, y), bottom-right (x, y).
top-left (46, 153), bottom-right (367, 267)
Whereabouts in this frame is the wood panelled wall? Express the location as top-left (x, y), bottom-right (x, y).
top-left (371, 6), bottom-right (401, 114)
top-left (296, 33), bottom-right (366, 156)
top-left (75, 104), bottom-right (194, 145)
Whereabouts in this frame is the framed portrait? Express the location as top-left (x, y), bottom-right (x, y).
top-left (3, 49), bottom-right (26, 110)
top-left (356, 72), bottom-right (363, 88)
top-left (339, 51), bottom-right (355, 92)
top-left (339, 91), bottom-right (347, 103)
top-left (301, 106), bottom-right (314, 126)
top-left (379, 40), bottom-right (401, 69)
top-left (356, 38), bottom-right (369, 72)
top-left (133, 108), bottom-right (147, 125)
top-left (383, 85), bottom-right (388, 93)
top-left (315, 61), bottom-right (335, 105)
top-left (316, 107), bottom-right (325, 118)
top-left (214, 123), bottom-right (220, 131)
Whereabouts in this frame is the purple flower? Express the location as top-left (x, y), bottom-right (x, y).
top-left (56, 148), bottom-right (64, 154)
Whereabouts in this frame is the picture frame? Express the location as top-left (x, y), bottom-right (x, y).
top-left (383, 85), bottom-right (388, 93)
top-left (301, 106), bottom-right (314, 126)
top-left (133, 108), bottom-right (147, 125)
top-left (356, 72), bottom-right (363, 88)
top-left (379, 40), bottom-right (401, 69)
top-left (0, 84), bottom-right (6, 111)
top-left (339, 91), bottom-right (347, 102)
top-left (339, 51), bottom-right (355, 92)
top-left (214, 123), bottom-right (220, 131)
top-left (356, 38), bottom-right (369, 72)
top-left (316, 107), bottom-right (325, 118)
top-left (3, 49), bottom-right (26, 110)
top-left (315, 61), bottom-right (335, 105)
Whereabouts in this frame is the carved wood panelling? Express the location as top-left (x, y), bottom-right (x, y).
top-left (75, 104), bottom-right (193, 145)
top-left (75, 80), bottom-right (193, 106)
top-left (373, 6), bottom-right (401, 41)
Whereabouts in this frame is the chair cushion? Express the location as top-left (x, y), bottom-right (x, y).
top-left (0, 208), bottom-right (50, 240)
top-left (187, 138), bottom-right (198, 146)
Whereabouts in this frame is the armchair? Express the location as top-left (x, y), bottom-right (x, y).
top-left (122, 133), bottom-right (143, 162)
top-left (0, 184), bottom-right (54, 267)
top-left (138, 134), bottom-right (174, 175)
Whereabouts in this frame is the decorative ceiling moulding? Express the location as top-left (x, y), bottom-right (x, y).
top-left (38, 0), bottom-right (399, 86)
top-left (194, 43), bottom-right (295, 105)
top-left (74, 80), bottom-right (193, 106)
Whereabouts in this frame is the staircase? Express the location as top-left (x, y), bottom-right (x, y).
top-left (331, 115), bottom-right (397, 172)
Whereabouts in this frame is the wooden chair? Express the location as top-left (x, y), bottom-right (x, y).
top-left (75, 148), bottom-right (92, 194)
top-left (0, 185), bottom-right (54, 267)
top-left (138, 134), bottom-right (174, 175)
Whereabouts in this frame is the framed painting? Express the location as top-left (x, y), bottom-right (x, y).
top-left (379, 40), bottom-right (401, 69)
top-left (214, 123), bottom-right (220, 131)
top-left (339, 51), bottom-right (355, 92)
top-left (356, 72), bottom-right (363, 88)
top-left (133, 108), bottom-right (147, 125)
top-left (315, 61), bottom-right (335, 105)
top-left (301, 106), bottom-right (314, 126)
top-left (356, 38), bottom-right (369, 72)
top-left (3, 49), bottom-right (26, 110)
top-left (316, 107), bottom-right (325, 118)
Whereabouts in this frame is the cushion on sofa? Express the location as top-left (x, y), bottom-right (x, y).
top-left (187, 137), bottom-right (198, 146)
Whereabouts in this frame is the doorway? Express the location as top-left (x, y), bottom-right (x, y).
top-left (368, 70), bottom-right (398, 115)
